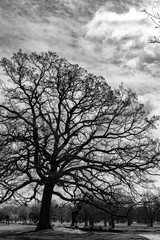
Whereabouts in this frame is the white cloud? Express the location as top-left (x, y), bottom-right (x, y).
top-left (85, 7), bottom-right (146, 38)
top-left (84, 5), bottom-right (160, 47)
top-left (81, 4), bottom-right (160, 83)
top-left (0, 0), bottom-right (160, 125)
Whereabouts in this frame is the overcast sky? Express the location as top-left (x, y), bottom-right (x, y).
top-left (0, 0), bottom-right (160, 123)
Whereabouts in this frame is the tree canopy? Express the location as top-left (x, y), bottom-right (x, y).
top-left (0, 50), bottom-right (159, 230)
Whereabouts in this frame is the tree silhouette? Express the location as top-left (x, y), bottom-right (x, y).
top-left (0, 50), bottom-right (159, 230)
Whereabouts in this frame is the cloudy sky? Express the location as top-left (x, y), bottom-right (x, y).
top-left (0, 0), bottom-right (160, 123)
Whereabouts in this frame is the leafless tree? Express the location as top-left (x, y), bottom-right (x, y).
top-left (142, 191), bottom-right (160, 227)
top-left (142, 1), bottom-right (160, 43)
top-left (0, 50), bottom-right (159, 230)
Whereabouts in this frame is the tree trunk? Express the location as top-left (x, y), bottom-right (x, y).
top-left (150, 219), bottom-right (153, 227)
top-left (71, 204), bottom-right (82, 227)
top-left (109, 215), bottom-right (115, 229)
top-left (127, 217), bottom-right (132, 226)
top-left (104, 219), bottom-right (107, 227)
top-left (111, 217), bottom-right (115, 229)
top-left (71, 211), bottom-right (77, 227)
top-left (89, 219), bottom-right (94, 227)
top-left (36, 182), bottom-right (54, 231)
top-left (84, 210), bottom-right (88, 227)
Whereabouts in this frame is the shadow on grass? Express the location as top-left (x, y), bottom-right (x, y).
top-left (0, 227), bottom-right (150, 240)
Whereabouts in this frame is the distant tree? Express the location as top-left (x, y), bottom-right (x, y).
top-left (78, 202), bottom-right (91, 227)
top-left (0, 208), bottom-right (7, 222)
top-left (71, 202), bottom-right (83, 227)
top-left (73, 201), bottom-right (101, 228)
top-left (55, 202), bottom-right (71, 223)
top-left (29, 204), bottom-right (40, 223)
top-left (70, 199), bottom-right (110, 228)
top-left (134, 205), bottom-right (145, 224)
top-left (82, 189), bottom-right (136, 229)
top-left (0, 50), bottom-right (159, 231)
top-left (17, 203), bottom-right (29, 224)
top-left (126, 207), bottom-right (135, 227)
top-left (142, 192), bottom-right (160, 227)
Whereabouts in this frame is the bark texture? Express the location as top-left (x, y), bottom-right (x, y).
top-left (36, 182), bottom-right (54, 231)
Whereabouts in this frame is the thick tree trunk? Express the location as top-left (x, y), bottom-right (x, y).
top-left (36, 182), bottom-right (54, 231)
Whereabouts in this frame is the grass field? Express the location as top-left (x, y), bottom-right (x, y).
top-left (0, 228), bottom-right (148, 240)
top-left (0, 223), bottom-right (157, 240)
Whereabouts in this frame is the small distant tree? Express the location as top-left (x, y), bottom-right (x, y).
top-left (73, 201), bottom-right (102, 228)
top-left (78, 203), bottom-right (91, 227)
top-left (142, 192), bottom-right (160, 227)
top-left (0, 50), bottom-right (159, 231)
top-left (134, 205), bottom-right (145, 224)
top-left (29, 204), bottom-right (40, 223)
top-left (71, 202), bottom-right (83, 227)
top-left (126, 207), bottom-right (135, 227)
top-left (0, 208), bottom-right (7, 222)
top-left (82, 189), bottom-right (136, 229)
top-left (55, 202), bottom-right (71, 223)
top-left (17, 204), bottom-right (29, 224)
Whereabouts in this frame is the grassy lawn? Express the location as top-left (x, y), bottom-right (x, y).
top-left (0, 230), bottom-right (148, 240)
top-left (0, 224), bottom-right (151, 240)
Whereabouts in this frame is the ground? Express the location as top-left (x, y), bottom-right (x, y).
top-left (0, 223), bottom-right (155, 240)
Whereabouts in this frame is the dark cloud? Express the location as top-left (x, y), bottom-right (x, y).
top-left (0, 0), bottom-right (107, 22)
top-left (103, 0), bottom-right (143, 14)
top-left (141, 51), bottom-right (160, 64)
top-left (0, 1), bottom-right (81, 58)
top-left (0, 0), bottom-right (146, 25)
top-left (135, 47), bottom-right (160, 77)
top-left (0, 0), bottom-right (113, 59)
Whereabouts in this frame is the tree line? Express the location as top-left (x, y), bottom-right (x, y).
top-left (1, 190), bottom-right (160, 229)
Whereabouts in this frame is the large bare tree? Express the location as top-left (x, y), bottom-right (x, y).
top-left (0, 50), bottom-right (159, 230)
